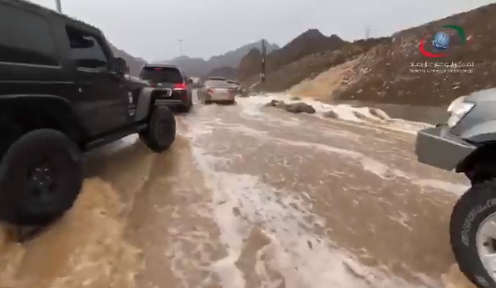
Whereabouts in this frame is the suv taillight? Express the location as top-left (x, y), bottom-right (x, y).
top-left (174, 83), bottom-right (187, 90)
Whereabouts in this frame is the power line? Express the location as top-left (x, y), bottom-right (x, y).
top-left (261, 39), bottom-right (266, 83)
top-left (365, 25), bottom-right (371, 39)
top-left (178, 39), bottom-right (183, 56)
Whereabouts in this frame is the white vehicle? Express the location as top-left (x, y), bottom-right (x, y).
top-left (416, 91), bottom-right (496, 288)
top-left (227, 79), bottom-right (243, 94)
top-left (198, 79), bottom-right (236, 104)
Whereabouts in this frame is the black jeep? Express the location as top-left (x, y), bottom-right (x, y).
top-left (0, 0), bottom-right (177, 226)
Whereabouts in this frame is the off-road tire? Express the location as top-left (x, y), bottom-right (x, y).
top-left (0, 129), bottom-right (83, 226)
top-left (139, 106), bottom-right (176, 153)
top-left (450, 179), bottom-right (496, 288)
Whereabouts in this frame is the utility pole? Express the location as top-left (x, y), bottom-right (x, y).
top-left (55, 0), bottom-right (62, 12)
top-left (261, 39), bottom-right (266, 84)
top-left (178, 39), bottom-right (183, 56)
top-left (365, 25), bottom-right (371, 39)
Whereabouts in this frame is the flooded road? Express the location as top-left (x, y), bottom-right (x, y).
top-left (0, 94), bottom-right (472, 288)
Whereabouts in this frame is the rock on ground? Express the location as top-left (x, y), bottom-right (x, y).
top-left (285, 102), bottom-right (316, 114)
top-left (265, 100), bottom-right (316, 114)
top-left (322, 110), bottom-right (339, 118)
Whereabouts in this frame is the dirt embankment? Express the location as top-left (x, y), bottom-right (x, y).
top-left (237, 30), bottom-right (386, 90)
top-left (241, 4), bottom-right (496, 107)
top-left (333, 3), bottom-right (496, 106)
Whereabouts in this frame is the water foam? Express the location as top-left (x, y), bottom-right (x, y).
top-left (189, 145), bottom-right (438, 288)
top-left (236, 94), bottom-right (433, 134)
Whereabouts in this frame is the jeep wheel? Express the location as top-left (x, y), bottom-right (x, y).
top-left (139, 106), bottom-right (176, 153)
top-left (450, 179), bottom-right (496, 288)
top-left (0, 129), bottom-right (83, 226)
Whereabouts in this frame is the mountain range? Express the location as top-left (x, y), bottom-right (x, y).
top-left (238, 29), bottom-right (348, 82)
top-left (160, 40), bottom-right (279, 77)
top-left (109, 43), bottom-right (147, 76)
top-left (110, 39), bottom-right (278, 78)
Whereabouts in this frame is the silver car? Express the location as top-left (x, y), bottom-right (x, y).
top-left (227, 80), bottom-right (242, 94)
top-left (198, 79), bottom-right (236, 104)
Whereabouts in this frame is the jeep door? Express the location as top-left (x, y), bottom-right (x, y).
top-left (64, 24), bottom-right (129, 136)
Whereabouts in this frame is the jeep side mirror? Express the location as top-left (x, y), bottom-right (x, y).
top-left (108, 57), bottom-right (127, 75)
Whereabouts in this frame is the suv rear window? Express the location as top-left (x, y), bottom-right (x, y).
top-left (140, 66), bottom-right (183, 83)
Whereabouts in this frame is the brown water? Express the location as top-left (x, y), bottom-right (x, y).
top-left (0, 94), bottom-right (475, 288)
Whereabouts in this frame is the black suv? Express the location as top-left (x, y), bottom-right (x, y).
top-left (0, 0), bottom-right (177, 226)
top-left (139, 64), bottom-right (193, 112)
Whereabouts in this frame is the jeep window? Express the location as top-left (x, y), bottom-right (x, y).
top-left (0, 3), bottom-right (57, 66)
top-left (139, 67), bottom-right (184, 83)
top-left (65, 26), bottom-right (108, 69)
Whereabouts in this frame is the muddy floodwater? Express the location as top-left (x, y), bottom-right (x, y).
top-left (0, 93), bottom-right (473, 288)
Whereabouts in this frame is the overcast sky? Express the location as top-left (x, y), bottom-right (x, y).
top-left (31, 0), bottom-right (493, 62)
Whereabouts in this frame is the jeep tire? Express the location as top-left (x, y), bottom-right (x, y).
top-left (0, 129), bottom-right (83, 226)
top-left (450, 179), bottom-right (496, 288)
top-left (139, 106), bottom-right (176, 153)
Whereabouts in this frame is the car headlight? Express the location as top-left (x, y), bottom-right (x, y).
top-left (447, 96), bottom-right (475, 128)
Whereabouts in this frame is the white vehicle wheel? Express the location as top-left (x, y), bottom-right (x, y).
top-left (450, 179), bottom-right (496, 288)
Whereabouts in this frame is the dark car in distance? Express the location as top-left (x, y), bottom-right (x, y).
top-left (139, 64), bottom-right (193, 112)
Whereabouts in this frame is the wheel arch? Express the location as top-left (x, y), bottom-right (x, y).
top-left (456, 142), bottom-right (496, 182)
top-left (0, 95), bottom-right (86, 145)
top-left (135, 87), bottom-right (156, 122)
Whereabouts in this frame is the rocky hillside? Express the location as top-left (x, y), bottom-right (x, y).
top-left (240, 36), bottom-right (389, 92)
top-left (237, 48), bottom-right (263, 82)
top-left (238, 30), bottom-right (346, 83)
top-left (240, 4), bottom-right (496, 107)
top-left (163, 40), bottom-right (279, 77)
top-left (268, 29), bottom-right (346, 73)
top-left (109, 44), bottom-right (146, 76)
top-left (333, 3), bottom-right (496, 106)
